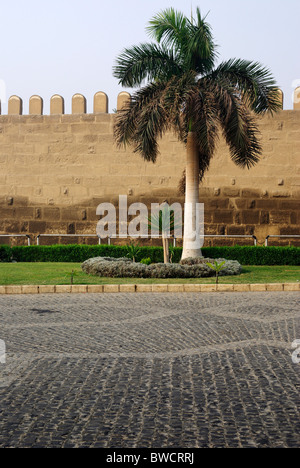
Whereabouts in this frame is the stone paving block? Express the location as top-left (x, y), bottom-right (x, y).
top-left (119, 284), bottom-right (136, 293)
top-left (71, 285), bottom-right (88, 294)
top-left (183, 284), bottom-right (202, 292)
top-left (21, 285), bottom-right (39, 294)
top-left (200, 284), bottom-right (217, 292)
top-left (103, 284), bottom-right (119, 293)
top-left (167, 284), bottom-right (184, 293)
top-left (38, 285), bottom-right (56, 294)
top-left (5, 286), bottom-right (22, 294)
top-left (216, 284), bottom-right (234, 292)
top-left (266, 283), bottom-right (284, 291)
top-left (233, 284), bottom-right (251, 292)
top-left (283, 283), bottom-right (300, 291)
top-left (249, 283), bottom-right (267, 291)
top-left (152, 284), bottom-right (168, 293)
top-left (87, 285), bottom-right (103, 293)
top-left (135, 284), bottom-right (152, 292)
top-left (0, 286), bottom-right (6, 294)
top-left (55, 285), bottom-right (72, 293)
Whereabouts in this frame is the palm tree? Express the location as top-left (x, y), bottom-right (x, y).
top-left (147, 201), bottom-right (181, 263)
top-left (113, 7), bottom-right (281, 260)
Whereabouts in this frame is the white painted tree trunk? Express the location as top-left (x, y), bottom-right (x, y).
top-left (181, 132), bottom-right (203, 260)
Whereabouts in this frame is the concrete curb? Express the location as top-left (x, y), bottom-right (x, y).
top-left (0, 283), bottom-right (299, 295)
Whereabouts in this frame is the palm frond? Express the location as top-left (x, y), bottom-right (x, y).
top-left (160, 72), bottom-right (197, 143)
top-left (114, 82), bottom-right (163, 147)
top-left (185, 7), bottom-right (218, 73)
top-left (147, 7), bottom-right (217, 75)
top-left (114, 81), bottom-right (170, 162)
top-left (203, 74), bottom-right (263, 168)
top-left (132, 101), bottom-right (168, 162)
top-left (146, 8), bottom-right (188, 52)
top-left (221, 97), bottom-right (262, 168)
top-left (112, 43), bottom-right (183, 87)
top-left (186, 85), bottom-right (219, 154)
top-left (211, 59), bottom-right (282, 114)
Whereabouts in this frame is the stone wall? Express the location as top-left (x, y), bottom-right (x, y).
top-left (0, 90), bottom-right (299, 247)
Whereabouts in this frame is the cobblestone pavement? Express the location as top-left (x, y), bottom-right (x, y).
top-left (0, 292), bottom-right (299, 448)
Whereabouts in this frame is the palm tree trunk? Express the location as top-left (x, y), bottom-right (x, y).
top-left (181, 132), bottom-right (203, 260)
top-left (162, 235), bottom-right (169, 263)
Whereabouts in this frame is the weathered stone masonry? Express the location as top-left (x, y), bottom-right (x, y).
top-left (0, 90), bottom-right (299, 246)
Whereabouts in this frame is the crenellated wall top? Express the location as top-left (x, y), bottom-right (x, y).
top-left (2, 91), bottom-right (131, 116)
top-left (1, 87), bottom-right (300, 116)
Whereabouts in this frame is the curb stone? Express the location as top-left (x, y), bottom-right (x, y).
top-left (0, 283), bottom-right (298, 294)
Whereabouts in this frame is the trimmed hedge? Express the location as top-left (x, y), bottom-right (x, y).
top-left (3, 245), bottom-right (167, 263)
top-left (201, 246), bottom-right (300, 266)
top-left (0, 245), bottom-right (11, 263)
top-left (0, 244), bottom-right (299, 265)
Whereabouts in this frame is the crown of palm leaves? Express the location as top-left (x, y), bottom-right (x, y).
top-left (113, 7), bottom-right (281, 180)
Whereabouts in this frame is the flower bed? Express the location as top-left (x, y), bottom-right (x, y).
top-left (81, 256), bottom-right (242, 279)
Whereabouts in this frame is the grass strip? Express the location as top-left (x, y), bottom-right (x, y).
top-left (0, 263), bottom-right (299, 285)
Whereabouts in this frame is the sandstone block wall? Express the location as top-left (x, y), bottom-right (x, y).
top-left (0, 91), bottom-right (299, 247)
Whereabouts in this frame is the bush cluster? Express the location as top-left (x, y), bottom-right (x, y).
top-left (81, 256), bottom-right (242, 279)
top-left (0, 244), bottom-right (299, 265)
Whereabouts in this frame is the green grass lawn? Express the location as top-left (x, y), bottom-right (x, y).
top-left (0, 262), bottom-right (299, 285)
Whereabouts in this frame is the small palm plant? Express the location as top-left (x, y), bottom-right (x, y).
top-left (148, 202), bottom-right (181, 263)
top-left (206, 260), bottom-right (226, 284)
top-left (126, 241), bottom-right (141, 262)
top-left (67, 269), bottom-right (78, 285)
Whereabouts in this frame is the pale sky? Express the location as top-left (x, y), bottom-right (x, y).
top-left (1, 0), bottom-right (299, 113)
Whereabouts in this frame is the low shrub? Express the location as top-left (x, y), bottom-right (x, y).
top-left (140, 257), bottom-right (152, 265)
top-left (81, 256), bottom-right (242, 278)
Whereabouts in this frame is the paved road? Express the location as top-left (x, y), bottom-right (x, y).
top-left (0, 292), bottom-right (299, 448)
